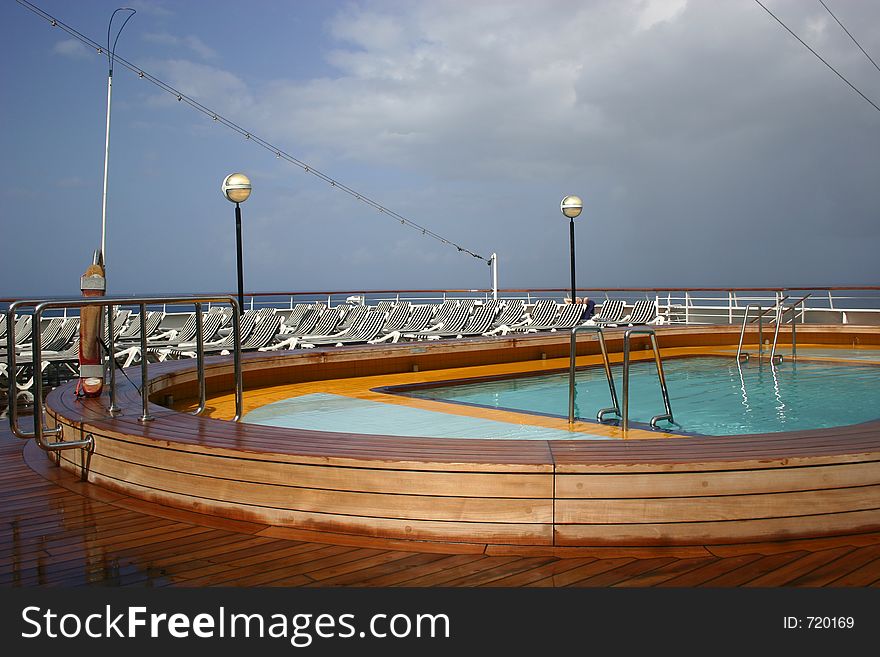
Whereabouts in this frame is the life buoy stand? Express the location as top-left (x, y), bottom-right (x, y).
top-left (77, 253), bottom-right (106, 398)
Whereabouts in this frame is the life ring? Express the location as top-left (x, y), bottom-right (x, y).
top-left (77, 257), bottom-right (105, 398)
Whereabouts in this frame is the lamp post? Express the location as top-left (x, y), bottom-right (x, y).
top-left (560, 195), bottom-right (583, 304)
top-left (222, 173), bottom-right (252, 314)
top-left (100, 7), bottom-right (136, 272)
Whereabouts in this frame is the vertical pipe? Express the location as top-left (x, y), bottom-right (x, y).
top-left (138, 303), bottom-right (152, 422)
top-left (650, 333), bottom-right (673, 419)
top-left (491, 252), bottom-right (498, 301)
top-left (568, 329), bottom-right (577, 422)
top-left (193, 303), bottom-right (206, 415)
top-left (569, 218), bottom-right (576, 303)
top-left (100, 72), bottom-right (113, 265)
top-left (235, 202), bottom-right (244, 316)
top-left (622, 333), bottom-right (632, 433)
top-left (107, 302), bottom-right (119, 415)
top-left (232, 303), bottom-right (243, 422)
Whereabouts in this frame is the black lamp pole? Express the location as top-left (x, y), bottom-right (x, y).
top-left (235, 202), bottom-right (245, 315)
top-left (569, 216), bottom-right (576, 304)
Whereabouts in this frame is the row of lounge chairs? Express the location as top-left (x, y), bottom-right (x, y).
top-left (2, 299), bottom-right (661, 397)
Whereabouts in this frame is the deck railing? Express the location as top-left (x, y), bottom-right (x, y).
top-left (6, 296), bottom-right (243, 479)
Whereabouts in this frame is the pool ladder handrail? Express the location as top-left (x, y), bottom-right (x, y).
top-left (622, 328), bottom-right (674, 431)
top-left (769, 293), bottom-right (810, 363)
top-left (7, 295), bottom-right (243, 480)
top-left (568, 326), bottom-right (674, 432)
top-left (735, 303), bottom-right (774, 361)
top-left (568, 326), bottom-right (620, 423)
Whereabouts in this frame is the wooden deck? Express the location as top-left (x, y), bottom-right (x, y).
top-left (2, 423), bottom-right (880, 587)
top-left (41, 326), bottom-right (880, 548)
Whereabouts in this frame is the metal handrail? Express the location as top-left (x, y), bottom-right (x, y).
top-left (568, 326), bottom-right (620, 423)
top-left (7, 296), bottom-right (243, 462)
top-left (622, 328), bottom-right (674, 432)
top-left (770, 294), bottom-right (810, 363)
top-left (735, 304), bottom-right (764, 361)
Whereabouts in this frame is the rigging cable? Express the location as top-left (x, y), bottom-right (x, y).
top-left (753, 0), bottom-right (880, 115)
top-left (818, 0), bottom-right (880, 75)
top-left (14, 0), bottom-right (490, 264)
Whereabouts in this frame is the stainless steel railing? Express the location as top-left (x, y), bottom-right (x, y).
top-left (568, 326), bottom-right (620, 423)
top-left (770, 294), bottom-right (810, 363)
top-left (6, 296), bottom-right (243, 476)
top-left (621, 328), bottom-right (674, 432)
top-left (735, 304), bottom-right (771, 361)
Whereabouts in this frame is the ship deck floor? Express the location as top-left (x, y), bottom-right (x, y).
top-left (3, 424), bottom-right (879, 588)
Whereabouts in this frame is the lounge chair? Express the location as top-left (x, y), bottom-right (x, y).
top-left (484, 299), bottom-right (527, 335)
top-left (116, 311), bottom-right (164, 343)
top-left (502, 299), bottom-right (559, 334)
top-left (379, 302), bottom-right (412, 333)
top-left (621, 299), bottom-right (662, 326)
top-left (589, 299), bottom-right (627, 326)
top-left (403, 304), bottom-right (471, 340)
top-left (299, 311), bottom-right (387, 348)
top-left (417, 304), bottom-right (498, 340)
top-left (261, 307), bottom-right (343, 351)
top-left (520, 302), bottom-right (585, 333)
top-left (174, 314), bottom-right (283, 357)
top-left (278, 304), bottom-right (311, 333)
top-left (372, 304), bottom-right (436, 344)
top-left (373, 301), bottom-right (394, 315)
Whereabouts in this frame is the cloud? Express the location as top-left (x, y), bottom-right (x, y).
top-left (143, 32), bottom-right (218, 60)
top-left (143, 59), bottom-right (253, 116)
top-left (51, 38), bottom-right (91, 60)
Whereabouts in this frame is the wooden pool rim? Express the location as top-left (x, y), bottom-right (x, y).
top-left (45, 324), bottom-right (880, 550)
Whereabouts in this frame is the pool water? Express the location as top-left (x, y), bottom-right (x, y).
top-left (243, 393), bottom-right (611, 440)
top-left (405, 356), bottom-right (880, 435)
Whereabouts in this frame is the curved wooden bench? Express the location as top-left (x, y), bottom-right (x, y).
top-left (45, 324), bottom-right (880, 548)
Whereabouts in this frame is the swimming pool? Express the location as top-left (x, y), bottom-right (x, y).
top-left (401, 356), bottom-right (880, 436)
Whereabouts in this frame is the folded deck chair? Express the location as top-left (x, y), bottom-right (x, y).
top-left (0, 314), bottom-right (6, 341)
top-left (299, 311), bottom-right (386, 348)
top-left (621, 299), bottom-right (661, 326)
top-left (589, 299), bottom-right (627, 326)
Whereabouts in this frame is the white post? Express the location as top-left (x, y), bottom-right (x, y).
top-left (100, 71), bottom-right (113, 266)
top-left (491, 252), bottom-right (498, 300)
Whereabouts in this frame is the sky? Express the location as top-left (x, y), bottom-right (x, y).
top-left (1, 0), bottom-right (879, 298)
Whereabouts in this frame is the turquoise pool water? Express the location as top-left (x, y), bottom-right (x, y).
top-left (405, 356), bottom-right (880, 436)
top-left (243, 393), bottom-right (610, 440)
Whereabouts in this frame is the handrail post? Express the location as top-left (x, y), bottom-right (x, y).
top-left (33, 302), bottom-right (92, 453)
top-left (192, 302), bottom-right (206, 416)
top-left (138, 302), bottom-right (152, 422)
top-left (736, 304), bottom-right (762, 361)
top-left (231, 299), bottom-right (243, 421)
top-left (622, 328), bottom-right (674, 432)
top-left (107, 303), bottom-right (120, 415)
top-left (568, 326), bottom-right (619, 423)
